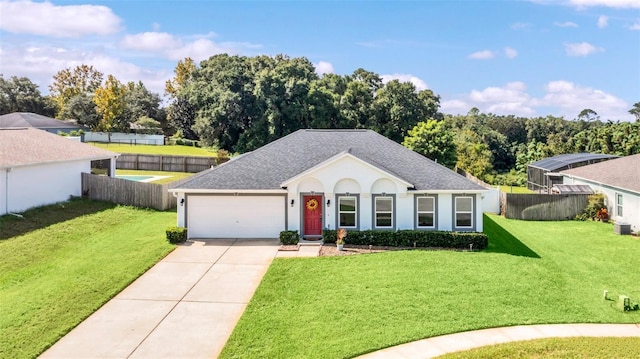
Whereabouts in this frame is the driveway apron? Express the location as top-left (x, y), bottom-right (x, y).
top-left (41, 238), bottom-right (279, 359)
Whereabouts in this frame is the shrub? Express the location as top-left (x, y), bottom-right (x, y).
top-left (321, 229), bottom-right (488, 250)
top-left (279, 230), bottom-right (299, 245)
top-left (576, 193), bottom-right (607, 221)
top-left (166, 226), bottom-right (187, 244)
top-left (216, 149), bottom-right (230, 165)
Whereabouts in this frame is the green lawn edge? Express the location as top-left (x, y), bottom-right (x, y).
top-left (0, 200), bottom-right (176, 358)
top-left (220, 214), bottom-right (640, 359)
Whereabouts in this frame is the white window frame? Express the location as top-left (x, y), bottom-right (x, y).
top-left (338, 195), bottom-right (358, 229)
top-left (616, 193), bottom-right (623, 217)
top-left (416, 196), bottom-right (436, 229)
top-left (374, 195), bottom-right (394, 229)
top-left (454, 196), bottom-right (474, 229)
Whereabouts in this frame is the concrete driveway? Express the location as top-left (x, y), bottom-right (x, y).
top-left (41, 238), bottom-right (280, 359)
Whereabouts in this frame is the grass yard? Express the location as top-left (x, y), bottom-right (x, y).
top-left (440, 337), bottom-right (640, 358)
top-left (90, 142), bottom-right (217, 157)
top-left (220, 215), bottom-right (640, 359)
top-left (116, 169), bottom-right (194, 184)
top-left (498, 185), bottom-right (533, 194)
top-left (0, 199), bottom-right (175, 359)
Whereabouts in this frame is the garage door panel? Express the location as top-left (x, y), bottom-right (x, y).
top-left (187, 196), bottom-right (285, 239)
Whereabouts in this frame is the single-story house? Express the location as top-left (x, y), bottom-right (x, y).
top-left (0, 128), bottom-right (118, 215)
top-left (560, 153), bottom-right (640, 233)
top-left (170, 129), bottom-right (487, 239)
top-left (0, 112), bottom-right (84, 136)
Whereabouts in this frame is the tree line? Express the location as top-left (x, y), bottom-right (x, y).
top-left (1, 53), bottom-right (639, 187)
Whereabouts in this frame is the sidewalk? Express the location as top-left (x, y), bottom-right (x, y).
top-left (41, 238), bottom-right (280, 359)
top-left (358, 323), bottom-right (640, 359)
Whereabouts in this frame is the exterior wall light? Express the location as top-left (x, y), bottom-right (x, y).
top-left (290, 199), bottom-right (294, 207)
top-left (326, 199), bottom-right (331, 207)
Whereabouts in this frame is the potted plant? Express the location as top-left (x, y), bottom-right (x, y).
top-left (336, 228), bottom-right (346, 251)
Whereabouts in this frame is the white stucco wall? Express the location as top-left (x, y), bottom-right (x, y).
top-left (563, 176), bottom-right (640, 233)
top-left (2, 160), bottom-right (90, 214)
top-left (85, 132), bottom-right (165, 145)
top-left (284, 155), bottom-right (484, 233)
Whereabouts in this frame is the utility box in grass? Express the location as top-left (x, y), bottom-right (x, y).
top-left (614, 223), bottom-right (631, 235)
top-left (618, 295), bottom-right (631, 311)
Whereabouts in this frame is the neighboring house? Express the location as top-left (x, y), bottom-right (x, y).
top-left (560, 154), bottom-right (640, 233)
top-left (527, 153), bottom-right (619, 192)
top-left (0, 112), bottom-right (84, 136)
top-left (0, 128), bottom-right (118, 215)
top-left (170, 129), bottom-right (487, 239)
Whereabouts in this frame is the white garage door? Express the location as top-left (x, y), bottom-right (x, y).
top-left (187, 195), bottom-right (285, 239)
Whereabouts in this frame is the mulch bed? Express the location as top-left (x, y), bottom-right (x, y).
top-left (319, 244), bottom-right (410, 256)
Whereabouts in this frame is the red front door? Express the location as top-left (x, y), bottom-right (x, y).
top-left (303, 195), bottom-right (323, 236)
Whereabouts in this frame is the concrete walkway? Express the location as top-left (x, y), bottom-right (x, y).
top-left (358, 323), bottom-right (640, 359)
top-left (42, 238), bottom-right (280, 359)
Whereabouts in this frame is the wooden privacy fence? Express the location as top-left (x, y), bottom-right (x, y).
top-left (500, 193), bottom-right (589, 220)
top-left (82, 173), bottom-right (190, 210)
top-left (116, 154), bottom-right (215, 173)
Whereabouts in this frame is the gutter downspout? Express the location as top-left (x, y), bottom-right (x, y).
top-left (5, 168), bottom-right (10, 215)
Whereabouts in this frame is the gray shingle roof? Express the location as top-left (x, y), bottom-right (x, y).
top-left (0, 112), bottom-right (81, 129)
top-left (173, 129), bottom-right (485, 191)
top-left (561, 153), bottom-right (640, 193)
top-left (0, 128), bottom-right (117, 168)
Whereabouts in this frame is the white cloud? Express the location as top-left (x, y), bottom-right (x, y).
top-left (0, 0), bottom-right (121, 37)
top-left (119, 32), bottom-right (261, 61)
top-left (314, 61), bottom-right (334, 76)
top-left (597, 15), bottom-right (609, 28)
top-left (468, 50), bottom-right (495, 60)
top-left (564, 42), bottom-right (604, 56)
top-left (440, 80), bottom-right (632, 120)
top-left (504, 47), bottom-right (518, 59)
top-left (121, 32), bottom-right (182, 52)
top-left (629, 21), bottom-right (640, 30)
top-left (554, 21), bottom-right (579, 27)
top-left (568, 0), bottom-right (640, 9)
top-left (381, 74), bottom-right (429, 91)
top-left (511, 22), bottom-right (532, 30)
top-left (539, 80), bottom-right (629, 119)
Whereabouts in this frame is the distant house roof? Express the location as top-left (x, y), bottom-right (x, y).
top-left (560, 154), bottom-right (640, 194)
top-left (0, 112), bottom-right (82, 130)
top-left (551, 184), bottom-right (594, 194)
top-left (529, 153), bottom-right (619, 172)
top-left (0, 128), bottom-right (117, 168)
top-left (172, 129), bottom-right (486, 191)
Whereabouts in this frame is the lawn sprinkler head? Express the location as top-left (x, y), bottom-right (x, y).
top-left (604, 290), bottom-right (608, 300)
top-left (469, 243), bottom-right (473, 251)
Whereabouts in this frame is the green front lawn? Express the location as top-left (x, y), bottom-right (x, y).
top-left (116, 169), bottom-right (194, 184)
top-left (220, 215), bottom-right (640, 358)
top-left (440, 337), bottom-right (640, 358)
top-left (498, 185), bottom-right (533, 194)
top-left (0, 200), bottom-right (175, 359)
top-left (90, 142), bottom-right (217, 157)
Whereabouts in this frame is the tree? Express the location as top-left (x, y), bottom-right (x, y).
top-left (455, 129), bottom-right (493, 179)
top-left (166, 58), bottom-right (198, 139)
top-left (577, 108), bottom-right (599, 122)
top-left (49, 65), bottom-right (103, 117)
top-left (629, 102), bottom-right (640, 122)
top-left (403, 119), bottom-right (457, 168)
top-left (58, 92), bottom-right (99, 128)
top-left (93, 74), bottom-right (127, 134)
top-left (0, 75), bottom-right (57, 116)
top-left (165, 57), bottom-right (196, 98)
top-left (123, 81), bottom-right (163, 125)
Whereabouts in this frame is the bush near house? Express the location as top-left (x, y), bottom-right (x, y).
top-left (166, 226), bottom-right (187, 243)
top-left (279, 231), bottom-right (299, 245)
top-left (322, 229), bottom-right (488, 250)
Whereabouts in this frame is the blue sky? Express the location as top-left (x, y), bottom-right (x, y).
top-left (1, 0), bottom-right (638, 120)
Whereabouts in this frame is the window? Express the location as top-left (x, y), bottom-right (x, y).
top-left (616, 193), bottom-right (623, 217)
top-left (374, 196), bottom-right (393, 228)
top-left (338, 196), bottom-right (357, 228)
top-left (455, 196), bottom-right (473, 228)
top-left (416, 196), bottom-right (436, 228)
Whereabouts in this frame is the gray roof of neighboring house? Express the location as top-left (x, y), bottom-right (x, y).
top-left (0, 112), bottom-right (82, 130)
top-left (561, 153), bottom-right (640, 193)
top-left (0, 128), bottom-right (117, 168)
top-left (529, 153), bottom-right (619, 171)
top-left (172, 129), bottom-right (485, 191)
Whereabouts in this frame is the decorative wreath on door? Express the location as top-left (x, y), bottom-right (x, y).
top-left (306, 198), bottom-right (319, 211)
